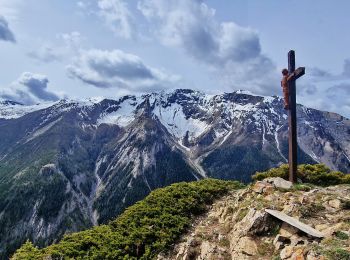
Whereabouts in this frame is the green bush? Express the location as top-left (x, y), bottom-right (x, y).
top-left (335, 231), bottom-right (349, 240)
top-left (11, 241), bottom-right (42, 260)
top-left (252, 164), bottom-right (350, 186)
top-left (12, 179), bottom-right (243, 260)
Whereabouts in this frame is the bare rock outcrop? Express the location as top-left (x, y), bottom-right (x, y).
top-left (159, 181), bottom-right (350, 260)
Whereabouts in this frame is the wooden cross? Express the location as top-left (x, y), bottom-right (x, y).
top-left (287, 50), bottom-right (305, 183)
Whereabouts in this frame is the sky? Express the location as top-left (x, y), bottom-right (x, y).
top-left (0, 0), bottom-right (350, 118)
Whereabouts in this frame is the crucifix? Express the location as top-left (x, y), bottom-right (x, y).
top-left (282, 50), bottom-right (305, 183)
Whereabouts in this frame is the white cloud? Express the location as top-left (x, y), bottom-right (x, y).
top-left (0, 72), bottom-right (61, 104)
top-left (66, 48), bottom-right (180, 92)
top-left (60, 31), bottom-right (83, 50)
top-left (27, 45), bottom-right (62, 63)
top-left (137, 0), bottom-right (278, 95)
top-left (27, 32), bottom-right (83, 63)
top-left (98, 0), bottom-right (135, 39)
top-left (0, 0), bottom-right (22, 21)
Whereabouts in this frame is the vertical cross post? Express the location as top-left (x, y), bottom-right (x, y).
top-left (288, 50), bottom-right (297, 183)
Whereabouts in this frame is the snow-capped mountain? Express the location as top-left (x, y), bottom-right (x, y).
top-left (0, 89), bottom-right (349, 258)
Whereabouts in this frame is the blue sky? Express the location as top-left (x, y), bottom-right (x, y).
top-left (0, 0), bottom-right (349, 117)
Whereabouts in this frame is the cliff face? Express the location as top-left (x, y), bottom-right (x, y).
top-left (159, 180), bottom-right (350, 260)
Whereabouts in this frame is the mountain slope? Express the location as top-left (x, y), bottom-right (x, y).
top-left (12, 179), bottom-right (243, 260)
top-left (0, 89), bottom-right (349, 258)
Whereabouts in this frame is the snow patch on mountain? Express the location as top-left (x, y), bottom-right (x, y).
top-left (97, 98), bottom-right (138, 127)
top-left (153, 102), bottom-right (209, 140)
top-left (0, 101), bottom-right (55, 119)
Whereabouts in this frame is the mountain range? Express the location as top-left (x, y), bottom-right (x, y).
top-left (0, 89), bottom-right (349, 258)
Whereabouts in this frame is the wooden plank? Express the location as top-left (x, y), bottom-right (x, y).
top-left (288, 50), bottom-right (297, 183)
top-left (265, 209), bottom-right (324, 238)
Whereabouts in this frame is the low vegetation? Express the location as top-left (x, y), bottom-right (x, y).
top-left (252, 163), bottom-right (350, 186)
top-left (12, 179), bottom-right (243, 260)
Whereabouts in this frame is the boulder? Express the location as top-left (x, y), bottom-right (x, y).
top-left (265, 177), bottom-right (293, 190)
top-left (238, 209), bottom-right (277, 236)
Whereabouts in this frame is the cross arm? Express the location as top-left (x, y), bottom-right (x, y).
top-left (287, 67), bottom-right (305, 81)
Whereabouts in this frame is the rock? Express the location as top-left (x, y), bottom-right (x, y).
top-left (279, 222), bottom-right (299, 238)
top-left (328, 199), bottom-right (341, 209)
top-left (252, 182), bottom-right (266, 193)
top-left (291, 248), bottom-right (305, 260)
top-left (237, 209), bottom-right (277, 236)
top-left (319, 223), bottom-right (343, 237)
top-left (263, 185), bottom-right (275, 194)
top-left (290, 235), bottom-right (308, 247)
top-left (265, 177), bottom-right (293, 190)
top-left (252, 181), bottom-right (274, 194)
top-left (280, 245), bottom-right (294, 259)
top-left (283, 204), bottom-right (296, 215)
top-left (273, 234), bottom-right (291, 250)
top-left (306, 250), bottom-right (325, 260)
top-left (237, 236), bottom-right (258, 256)
top-left (199, 241), bottom-right (216, 259)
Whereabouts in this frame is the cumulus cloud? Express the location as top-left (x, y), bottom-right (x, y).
top-left (137, 0), bottom-right (278, 95)
top-left (0, 72), bottom-right (60, 104)
top-left (98, 0), bottom-right (135, 39)
top-left (66, 48), bottom-right (180, 91)
top-left (0, 15), bottom-right (15, 42)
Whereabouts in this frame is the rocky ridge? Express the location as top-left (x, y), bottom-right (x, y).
top-left (159, 179), bottom-right (350, 259)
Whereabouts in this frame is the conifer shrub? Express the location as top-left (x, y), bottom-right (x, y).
top-left (252, 164), bottom-right (350, 186)
top-left (12, 179), bottom-right (243, 260)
